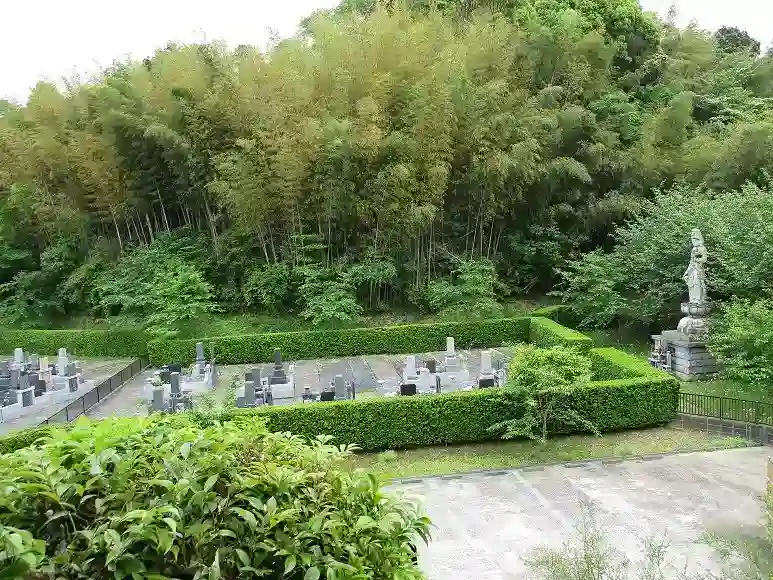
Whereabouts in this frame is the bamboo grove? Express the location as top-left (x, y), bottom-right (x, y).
top-left (1, 0), bottom-right (772, 326)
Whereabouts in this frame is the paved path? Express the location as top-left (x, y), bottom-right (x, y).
top-left (394, 447), bottom-right (769, 580)
top-left (86, 370), bottom-right (154, 419)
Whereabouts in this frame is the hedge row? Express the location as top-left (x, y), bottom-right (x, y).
top-left (200, 370), bottom-right (678, 451)
top-left (590, 347), bottom-right (660, 381)
top-left (0, 426), bottom-right (54, 454)
top-left (0, 329), bottom-right (148, 358)
top-left (529, 316), bottom-right (593, 352)
top-left (148, 317), bottom-right (532, 365)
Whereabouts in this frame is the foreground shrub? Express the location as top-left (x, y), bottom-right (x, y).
top-left (0, 416), bottom-right (429, 579)
top-left (490, 345), bottom-right (598, 443)
top-left (709, 298), bottom-right (773, 387)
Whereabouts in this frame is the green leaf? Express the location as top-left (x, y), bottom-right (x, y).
top-left (235, 548), bottom-right (251, 567)
top-left (180, 442), bottom-right (192, 459)
top-left (204, 474), bottom-right (218, 491)
top-left (304, 566), bottom-right (321, 580)
top-left (284, 555), bottom-right (296, 575)
top-left (229, 507), bottom-right (258, 530)
top-left (209, 550), bottom-right (221, 580)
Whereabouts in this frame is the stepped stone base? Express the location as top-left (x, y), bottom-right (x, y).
top-left (652, 330), bottom-right (719, 381)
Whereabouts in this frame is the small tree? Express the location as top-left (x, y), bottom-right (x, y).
top-left (489, 344), bottom-right (598, 442)
top-left (708, 298), bottom-right (773, 388)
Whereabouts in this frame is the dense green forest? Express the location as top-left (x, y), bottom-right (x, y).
top-left (1, 0), bottom-right (771, 334)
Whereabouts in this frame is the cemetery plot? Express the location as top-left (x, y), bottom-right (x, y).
top-left (0, 351), bottom-right (135, 435)
top-left (84, 341), bottom-right (517, 418)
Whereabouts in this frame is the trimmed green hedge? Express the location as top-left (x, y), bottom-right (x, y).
top-left (0, 426), bottom-right (55, 454)
top-left (590, 347), bottom-right (659, 381)
top-left (529, 316), bottom-right (593, 352)
top-left (148, 317), bottom-right (532, 365)
top-left (200, 371), bottom-right (678, 451)
top-left (0, 329), bottom-right (148, 358)
top-left (531, 304), bottom-right (581, 327)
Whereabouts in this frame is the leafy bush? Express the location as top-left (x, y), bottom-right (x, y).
top-left (0, 426), bottom-right (54, 455)
top-left (148, 317), bottom-right (531, 365)
top-left (708, 298), bottom-right (773, 386)
top-left (0, 329), bottom-right (148, 358)
top-left (559, 183), bottom-right (773, 328)
top-left (94, 237), bottom-right (215, 335)
top-left (490, 345), bottom-right (597, 442)
top-left (529, 316), bottom-right (594, 352)
top-left (242, 263), bottom-right (293, 312)
top-left (424, 258), bottom-right (504, 318)
top-left (0, 416), bottom-right (430, 579)
top-left (200, 353), bottom-right (678, 451)
top-left (0, 525), bottom-right (46, 579)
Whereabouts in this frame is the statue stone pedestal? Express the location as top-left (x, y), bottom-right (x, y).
top-left (651, 330), bottom-right (718, 381)
top-left (650, 302), bottom-right (718, 381)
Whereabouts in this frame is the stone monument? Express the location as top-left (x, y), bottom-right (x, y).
top-left (650, 229), bottom-right (718, 380)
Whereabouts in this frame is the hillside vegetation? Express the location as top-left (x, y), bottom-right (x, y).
top-left (1, 0), bottom-right (771, 332)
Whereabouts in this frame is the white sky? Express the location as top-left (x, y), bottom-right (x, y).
top-left (1, 0), bottom-right (771, 103)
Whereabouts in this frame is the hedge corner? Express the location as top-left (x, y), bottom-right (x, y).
top-left (529, 316), bottom-right (593, 352)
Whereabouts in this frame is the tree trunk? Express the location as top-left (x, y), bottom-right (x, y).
top-left (203, 197), bottom-right (219, 255)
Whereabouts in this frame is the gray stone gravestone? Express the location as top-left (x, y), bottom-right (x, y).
top-left (152, 388), bottom-right (165, 412)
top-left (20, 388), bottom-right (34, 407)
top-left (170, 372), bottom-right (181, 396)
top-left (334, 374), bottom-right (346, 399)
top-left (270, 349), bottom-right (287, 385)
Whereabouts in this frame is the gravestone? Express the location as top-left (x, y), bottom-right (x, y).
top-left (400, 383), bottom-right (417, 396)
top-left (302, 385), bottom-right (314, 402)
top-left (57, 349), bottom-right (69, 376)
top-left (29, 354), bottom-right (39, 371)
top-left (13, 348), bottom-right (24, 365)
top-left (170, 372), bottom-right (181, 396)
top-left (320, 390), bottom-right (335, 402)
top-left (478, 350), bottom-right (496, 388)
top-left (334, 374), bottom-right (346, 400)
top-left (31, 373), bottom-right (46, 397)
top-left (10, 369), bottom-right (19, 390)
top-left (244, 371), bottom-right (257, 406)
top-left (425, 359), bottom-right (437, 374)
top-left (160, 366), bottom-right (171, 384)
top-left (444, 337), bottom-right (459, 372)
top-left (435, 375), bottom-right (442, 393)
top-left (196, 342), bottom-right (205, 362)
top-left (419, 368), bottom-right (432, 392)
top-left (0, 363), bottom-right (13, 406)
top-left (20, 388), bottom-right (34, 407)
top-left (169, 363), bottom-right (182, 374)
top-left (151, 388), bottom-right (165, 412)
top-left (404, 355), bottom-right (418, 381)
top-left (270, 349), bottom-right (287, 385)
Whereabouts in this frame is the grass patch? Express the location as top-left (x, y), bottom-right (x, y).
top-left (349, 427), bottom-right (749, 479)
top-left (680, 379), bottom-right (773, 403)
top-left (585, 329), bottom-right (651, 359)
